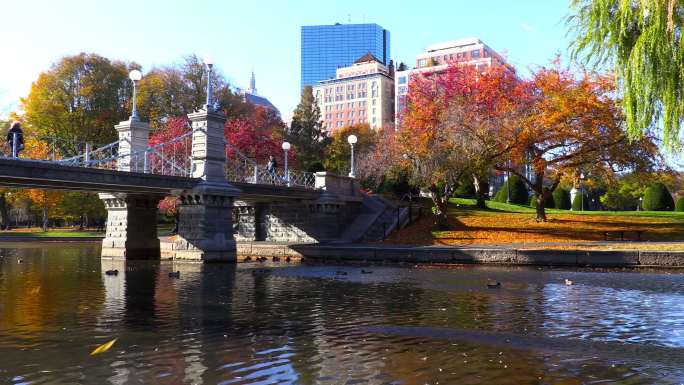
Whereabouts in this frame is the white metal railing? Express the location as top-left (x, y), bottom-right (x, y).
top-left (1, 131), bottom-right (315, 188)
top-left (224, 140), bottom-right (315, 189)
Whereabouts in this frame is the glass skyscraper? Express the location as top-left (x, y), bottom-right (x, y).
top-left (301, 23), bottom-right (390, 89)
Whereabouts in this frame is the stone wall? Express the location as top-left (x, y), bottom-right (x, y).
top-left (234, 199), bottom-right (361, 243)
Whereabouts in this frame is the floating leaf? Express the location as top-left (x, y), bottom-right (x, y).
top-left (90, 338), bottom-right (117, 356)
top-left (30, 286), bottom-right (41, 295)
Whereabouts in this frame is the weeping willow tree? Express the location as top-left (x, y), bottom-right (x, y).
top-left (568, 0), bottom-right (683, 149)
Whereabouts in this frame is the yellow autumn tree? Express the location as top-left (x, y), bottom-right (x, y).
top-left (21, 137), bottom-right (64, 231)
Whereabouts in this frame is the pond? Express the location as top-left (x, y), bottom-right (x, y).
top-left (1, 243), bottom-right (684, 384)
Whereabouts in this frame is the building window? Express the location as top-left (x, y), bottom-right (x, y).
top-left (398, 76), bottom-right (407, 84)
top-left (483, 48), bottom-right (489, 57)
top-left (372, 108), bottom-right (376, 115)
top-left (372, 117), bottom-right (376, 123)
top-left (398, 86), bottom-right (408, 94)
top-left (372, 99), bottom-right (376, 106)
top-left (350, 111), bottom-right (355, 117)
top-left (472, 49), bottom-right (481, 58)
top-left (347, 84), bottom-right (355, 90)
top-left (348, 102), bottom-right (353, 108)
top-left (418, 59), bottom-right (427, 67)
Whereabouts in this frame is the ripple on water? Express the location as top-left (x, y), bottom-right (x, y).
top-left (2, 247), bottom-right (684, 384)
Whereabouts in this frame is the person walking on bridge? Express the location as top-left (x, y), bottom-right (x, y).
top-left (6, 122), bottom-right (24, 157)
top-left (266, 155), bottom-right (278, 184)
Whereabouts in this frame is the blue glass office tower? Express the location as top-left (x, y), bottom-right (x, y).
top-left (301, 23), bottom-right (390, 89)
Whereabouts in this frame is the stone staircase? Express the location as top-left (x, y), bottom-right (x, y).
top-left (337, 194), bottom-right (411, 243)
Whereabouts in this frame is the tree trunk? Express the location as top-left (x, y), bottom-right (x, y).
top-left (535, 193), bottom-right (547, 222)
top-left (42, 206), bottom-right (49, 232)
top-left (429, 184), bottom-right (450, 230)
top-left (532, 172), bottom-right (547, 222)
top-left (473, 174), bottom-right (486, 209)
top-left (172, 212), bottom-right (179, 235)
top-left (0, 193), bottom-right (8, 230)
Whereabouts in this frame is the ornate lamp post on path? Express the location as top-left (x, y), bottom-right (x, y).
top-left (347, 134), bottom-right (357, 178)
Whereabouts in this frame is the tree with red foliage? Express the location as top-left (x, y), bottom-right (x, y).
top-left (399, 63), bottom-right (522, 226)
top-left (495, 62), bottom-right (658, 221)
top-left (224, 106), bottom-right (290, 164)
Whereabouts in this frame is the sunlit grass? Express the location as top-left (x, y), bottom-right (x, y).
top-left (385, 198), bottom-right (684, 246)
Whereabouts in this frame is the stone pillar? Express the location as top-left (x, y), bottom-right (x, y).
top-left (173, 108), bottom-right (241, 262)
top-left (115, 119), bottom-right (150, 172)
top-left (188, 109), bottom-right (227, 181)
top-left (100, 193), bottom-right (162, 260)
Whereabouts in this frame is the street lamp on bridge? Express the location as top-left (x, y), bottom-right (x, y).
top-left (128, 70), bottom-right (142, 121)
top-left (203, 54), bottom-right (214, 110)
top-left (347, 134), bottom-right (357, 178)
top-left (282, 141), bottom-right (291, 186)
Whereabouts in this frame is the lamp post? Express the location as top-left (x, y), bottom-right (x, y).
top-left (128, 70), bottom-right (142, 121)
top-left (282, 141), bottom-right (290, 186)
top-left (203, 54), bottom-right (214, 110)
top-left (347, 134), bottom-right (358, 178)
top-left (580, 172), bottom-right (585, 211)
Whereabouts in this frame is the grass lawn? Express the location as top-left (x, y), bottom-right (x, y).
top-left (0, 228), bottom-right (103, 237)
top-left (0, 224), bottom-right (176, 238)
top-left (385, 198), bottom-right (684, 248)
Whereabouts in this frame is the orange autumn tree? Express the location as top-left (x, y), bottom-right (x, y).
top-left (495, 62), bottom-right (658, 221)
top-left (399, 62), bottom-right (524, 226)
top-left (22, 137), bottom-right (64, 231)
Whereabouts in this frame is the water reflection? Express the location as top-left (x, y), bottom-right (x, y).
top-left (1, 244), bottom-right (684, 384)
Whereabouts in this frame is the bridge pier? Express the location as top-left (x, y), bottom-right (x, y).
top-left (100, 193), bottom-right (162, 260)
top-left (172, 107), bottom-right (240, 262)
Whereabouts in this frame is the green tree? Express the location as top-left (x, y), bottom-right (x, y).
top-left (676, 197), bottom-right (684, 212)
top-left (572, 191), bottom-right (586, 211)
top-left (137, 54), bottom-right (251, 129)
top-left (323, 124), bottom-right (376, 176)
top-left (22, 53), bottom-right (133, 150)
top-left (643, 182), bottom-right (674, 211)
top-left (552, 188), bottom-right (571, 210)
top-left (288, 86), bottom-right (328, 169)
top-left (494, 175), bottom-right (528, 205)
top-left (568, 0), bottom-right (684, 147)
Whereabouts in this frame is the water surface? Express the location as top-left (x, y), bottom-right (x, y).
top-left (1, 243), bottom-right (684, 384)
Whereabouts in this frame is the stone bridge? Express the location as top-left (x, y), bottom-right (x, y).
top-left (0, 106), bottom-right (375, 262)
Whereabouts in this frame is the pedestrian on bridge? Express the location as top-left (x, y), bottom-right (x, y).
top-left (7, 122), bottom-right (24, 157)
top-left (267, 155), bottom-right (278, 184)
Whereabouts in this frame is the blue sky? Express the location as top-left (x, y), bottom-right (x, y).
top-left (0, 0), bottom-right (571, 121)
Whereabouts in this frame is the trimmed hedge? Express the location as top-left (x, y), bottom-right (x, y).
top-left (676, 197), bottom-right (684, 212)
top-left (642, 183), bottom-right (674, 211)
top-left (494, 175), bottom-right (528, 205)
top-left (529, 190), bottom-right (554, 209)
top-left (572, 191), bottom-right (585, 211)
top-left (553, 188), bottom-right (571, 210)
top-left (454, 177), bottom-right (476, 198)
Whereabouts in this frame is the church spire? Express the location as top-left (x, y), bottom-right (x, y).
top-left (248, 70), bottom-right (257, 95)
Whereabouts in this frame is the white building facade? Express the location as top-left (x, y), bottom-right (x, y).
top-left (395, 37), bottom-right (509, 124)
top-left (313, 53), bottom-right (394, 133)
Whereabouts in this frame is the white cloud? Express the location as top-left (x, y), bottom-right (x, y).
top-left (521, 22), bottom-right (532, 32)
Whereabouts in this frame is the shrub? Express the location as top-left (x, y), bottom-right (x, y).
top-left (571, 191), bottom-right (585, 211)
top-left (552, 188), bottom-right (571, 210)
top-left (494, 175), bottom-right (528, 205)
top-left (642, 183), bottom-right (674, 211)
top-left (529, 189), bottom-right (555, 209)
top-left (676, 197), bottom-right (684, 212)
top-left (454, 176), bottom-right (476, 198)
